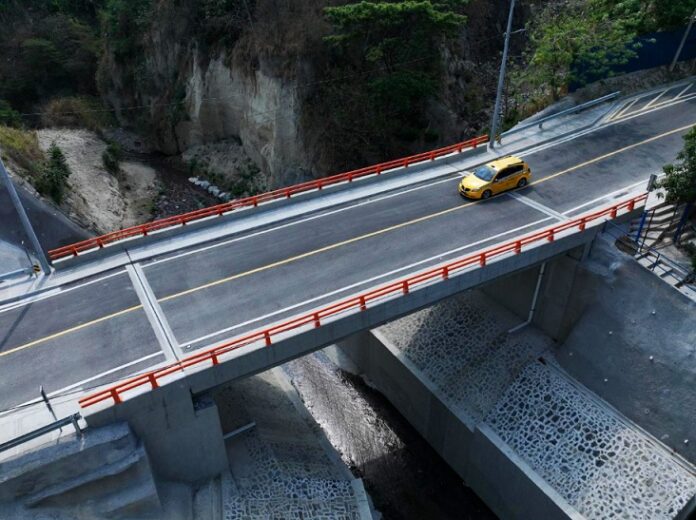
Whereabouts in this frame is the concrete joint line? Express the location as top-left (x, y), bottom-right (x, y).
top-left (508, 192), bottom-right (569, 222)
top-left (125, 263), bottom-right (181, 361)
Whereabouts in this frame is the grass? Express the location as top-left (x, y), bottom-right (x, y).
top-left (0, 125), bottom-right (45, 180)
top-left (40, 96), bottom-right (115, 132)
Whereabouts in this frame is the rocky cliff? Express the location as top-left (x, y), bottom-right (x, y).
top-left (99, 0), bottom-right (516, 189)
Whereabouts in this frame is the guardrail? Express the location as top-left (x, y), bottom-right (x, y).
top-left (79, 192), bottom-right (647, 409)
top-left (48, 135), bottom-right (488, 261)
top-left (500, 91), bottom-right (621, 140)
top-left (0, 413), bottom-right (82, 454)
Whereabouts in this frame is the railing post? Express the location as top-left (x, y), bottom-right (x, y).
top-left (264, 331), bottom-right (272, 346)
top-left (210, 353), bottom-right (219, 366)
top-left (359, 296), bottom-right (367, 311)
top-left (443, 266), bottom-right (449, 279)
top-left (479, 253), bottom-right (486, 267)
top-left (313, 313), bottom-right (321, 328)
top-left (579, 218), bottom-right (586, 231)
top-left (547, 229), bottom-right (555, 242)
top-left (71, 414), bottom-right (83, 436)
top-left (402, 280), bottom-right (409, 294)
top-left (148, 372), bottom-right (160, 388)
top-left (111, 388), bottom-right (122, 405)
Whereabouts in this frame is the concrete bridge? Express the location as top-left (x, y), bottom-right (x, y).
top-left (1, 80), bottom-right (695, 492)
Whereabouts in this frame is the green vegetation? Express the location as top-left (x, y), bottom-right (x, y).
top-left (0, 100), bottom-right (21, 127)
top-left (41, 96), bottom-right (114, 131)
top-left (0, 126), bottom-right (45, 178)
top-left (514, 1), bottom-right (641, 103)
top-left (102, 141), bottom-right (124, 175)
top-left (658, 126), bottom-right (696, 204)
top-left (0, 2), bottom-right (101, 114)
top-left (99, 0), bottom-right (153, 61)
top-left (319, 0), bottom-right (467, 162)
top-left (37, 143), bottom-right (72, 203)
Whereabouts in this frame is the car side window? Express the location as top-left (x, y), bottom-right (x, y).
top-left (508, 164), bottom-right (524, 176)
top-left (496, 167), bottom-right (512, 180)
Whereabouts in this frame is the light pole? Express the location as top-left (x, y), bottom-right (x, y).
top-left (670, 6), bottom-right (696, 72)
top-left (489, 0), bottom-right (516, 149)
top-left (0, 156), bottom-right (51, 274)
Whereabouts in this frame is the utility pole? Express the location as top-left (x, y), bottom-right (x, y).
top-left (0, 156), bottom-right (51, 274)
top-left (489, 0), bottom-right (516, 149)
top-left (670, 6), bottom-right (696, 72)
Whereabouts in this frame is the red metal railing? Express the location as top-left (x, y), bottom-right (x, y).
top-left (78, 193), bottom-right (647, 409)
top-left (49, 135), bottom-right (489, 260)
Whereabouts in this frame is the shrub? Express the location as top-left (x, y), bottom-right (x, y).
top-left (36, 143), bottom-right (71, 203)
top-left (102, 141), bottom-right (123, 175)
top-left (657, 125), bottom-right (696, 204)
top-left (0, 126), bottom-right (44, 178)
top-left (0, 100), bottom-right (21, 127)
top-left (40, 96), bottom-right (114, 132)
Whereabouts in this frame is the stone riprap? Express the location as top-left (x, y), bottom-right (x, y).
top-left (377, 290), bottom-right (696, 519)
top-left (214, 371), bottom-right (369, 520)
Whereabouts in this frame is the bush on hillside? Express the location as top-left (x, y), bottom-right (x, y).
top-left (102, 141), bottom-right (123, 175)
top-left (0, 126), bottom-right (44, 178)
top-left (36, 143), bottom-right (72, 203)
top-left (40, 96), bottom-right (113, 132)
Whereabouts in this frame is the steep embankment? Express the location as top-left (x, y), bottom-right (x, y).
top-left (98, 0), bottom-right (513, 188)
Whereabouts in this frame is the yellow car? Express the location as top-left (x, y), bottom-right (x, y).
top-left (458, 155), bottom-right (531, 199)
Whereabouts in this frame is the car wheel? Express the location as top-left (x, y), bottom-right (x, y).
top-left (482, 190), bottom-right (492, 200)
top-left (517, 177), bottom-right (528, 188)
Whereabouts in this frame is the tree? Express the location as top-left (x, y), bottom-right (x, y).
top-left (320, 1), bottom-right (467, 158)
top-left (37, 143), bottom-right (72, 203)
top-left (657, 125), bottom-right (696, 204)
top-left (515, 0), bottom-right (641, 100)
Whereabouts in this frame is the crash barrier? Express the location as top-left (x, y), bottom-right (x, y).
top-left (49, 135), bottom-right (489, 261)
top-left (500, 91), bottom-right (621, 141)
top-left (79, 193), bottom-right (647, 409)
top-left (0, 413), bottom-right (82, 454)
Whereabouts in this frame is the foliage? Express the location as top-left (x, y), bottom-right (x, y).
top-left (0, 126), bottom-right (44, 177)
top-left (0, 7), bottom-right (101, 112)
top-left (319, 0), bottom-right (467, 160)
top-left (514, 0), bottom-right (641, 101)
top-left (41, 96), bottom-right (114, 131)
top-left (657, 126), bottom-right (696, 204)
top-left (599, 0), bottom-right (696, 32)
top-left (0, 100), bottom-right (21, 127)
top-left (197, 0), bottom-right (254, 46)
top-left (102, 141), bottom-right (123, 175)
top-left (99, 0), bottom-right (153, 60)
top-left (37, 143), bottom-right (72, 203)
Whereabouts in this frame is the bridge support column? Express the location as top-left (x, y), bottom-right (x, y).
top-left (83, 385), bottom-right (227, 483)
top-left (480, 244), bottom-right (590, 342)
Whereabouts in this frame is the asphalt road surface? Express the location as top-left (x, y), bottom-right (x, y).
top-left (0, 95), bottom-right (694, 411)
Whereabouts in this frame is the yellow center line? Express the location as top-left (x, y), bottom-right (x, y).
top-left (0, 305), bottom-right (143, 358)
top-left (3, 121), bottom-right (694, 357)
top-left (528, 122), bottom-right (696, 187)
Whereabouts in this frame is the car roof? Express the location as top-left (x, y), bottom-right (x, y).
top-left (486, 155), bottom-right (524, 170)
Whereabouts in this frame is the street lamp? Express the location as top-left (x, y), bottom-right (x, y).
top-left (489, 0), bottom-right (516, 149)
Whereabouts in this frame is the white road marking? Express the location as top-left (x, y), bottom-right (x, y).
top-left (675, 82), bottom-right (694, 99)
top-left (507, 192), bottom-right (569, 221)
top-left (561, 179), bottom-right (648, 215)
top-left (126, 264), bottom-right (181, 361)
top-left (0, 351), bottom-right (163, 417)
top-left (180, 216), bottom-right (552, 348)
top-left (0, 269), bottom-right (127, 315)
top-left (611, 97), bottom-right (640, 121)
top-left (643, 88), bottom-right (670, 111)
top-left (145, 174), bottom-right (463, 268)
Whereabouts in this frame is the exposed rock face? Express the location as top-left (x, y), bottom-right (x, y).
top-left (100, 2), bottom-right (317, 189)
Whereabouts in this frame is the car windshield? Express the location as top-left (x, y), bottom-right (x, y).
top-left (473, 165), bottom-right (495, 181)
